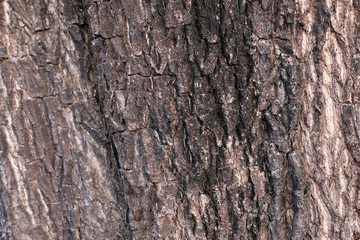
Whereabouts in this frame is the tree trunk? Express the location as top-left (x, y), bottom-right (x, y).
top-left (1, 0), bottom-right (360, 239)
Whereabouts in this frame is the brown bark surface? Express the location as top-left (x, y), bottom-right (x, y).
top-left (1, 0), bottom-right (360, 239)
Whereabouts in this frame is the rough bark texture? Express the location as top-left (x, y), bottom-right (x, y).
top-left (1, 0), bottom-right (360, 239)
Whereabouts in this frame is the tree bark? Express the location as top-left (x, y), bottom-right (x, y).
top-left (1, 0), bottom-right (360, 239)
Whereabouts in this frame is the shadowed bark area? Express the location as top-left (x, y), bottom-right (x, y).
top-left (1, 0), bottom-right (360, 239)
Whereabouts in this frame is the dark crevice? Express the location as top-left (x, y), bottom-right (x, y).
top-left (79, 0), bottom-right (132, 238)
